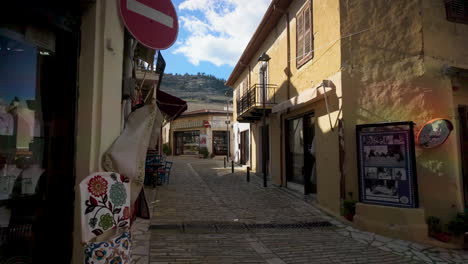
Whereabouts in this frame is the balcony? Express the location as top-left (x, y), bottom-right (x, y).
top-left (236, 84), bottom-right (277, 122)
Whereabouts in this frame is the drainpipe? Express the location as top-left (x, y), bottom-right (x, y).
top-left (286, 12), bottom-right (291, 100)
top-left (280, 12), bottom-right (291, 187)
top-left (248, 65), bottom-right (252, 170)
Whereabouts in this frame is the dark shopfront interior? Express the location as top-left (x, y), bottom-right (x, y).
top-left (174, 131), bottom-right (200, 155)
top-left (0, 2), bottom-right (81, 262)
top-left (285, 113), bottom-right (317, 195)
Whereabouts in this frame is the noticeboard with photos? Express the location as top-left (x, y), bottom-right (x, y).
top-left (356, 122), bottom-right (418, 208)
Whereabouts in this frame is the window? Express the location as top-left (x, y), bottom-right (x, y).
top-left (445, 0), bottom-right (468, 24)
top-left (296, 1), bottom-right (313, 68)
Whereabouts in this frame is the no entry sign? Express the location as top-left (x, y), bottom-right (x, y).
top-left (120, 0), bottom-right (179, 50)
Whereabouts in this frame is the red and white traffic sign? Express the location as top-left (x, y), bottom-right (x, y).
top-left (120, 0), bottom-right (179, 50)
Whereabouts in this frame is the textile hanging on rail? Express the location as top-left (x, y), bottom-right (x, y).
top-left (84, 230), bottom-right (131, 264)
top-left (102, 105), bottom-right (157, 185)
top-left (79, 172), bottom-right (131, 243)
top-left (102, 105), bottom-right (163, 209)
top-left (149, 108), bottom-right (164, 150)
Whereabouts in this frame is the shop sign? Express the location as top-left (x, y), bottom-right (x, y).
top-left (172, 120), bottom-right (203, 129)
top-left (119, 0), bottom-right (179, 50)
top-left (356, 122), bottom-right (418, 208)
top-left (416, 119), bottom-right (453, 149)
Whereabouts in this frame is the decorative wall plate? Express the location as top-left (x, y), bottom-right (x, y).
top-left (416, 119), bottom-right (453, 149)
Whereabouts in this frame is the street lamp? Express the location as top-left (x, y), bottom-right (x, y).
top-left (258, 52), bottom-right (270, 188)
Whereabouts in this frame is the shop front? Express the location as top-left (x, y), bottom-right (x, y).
top-left (169, 110), bottom-right (233, 157)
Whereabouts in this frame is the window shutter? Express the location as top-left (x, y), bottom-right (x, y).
top-left (296, 11), bottom-right (304, 64)
top-left (296, 1), bottom-right (313, 68)
top-left (445, 0), bottom-right (468, 24)
top-left (303, 6), bottom-right (312, 59)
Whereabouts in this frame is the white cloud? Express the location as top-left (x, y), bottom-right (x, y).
top-left (174, 0), bottom-right (271, 67)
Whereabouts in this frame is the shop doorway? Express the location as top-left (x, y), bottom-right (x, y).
top-left (240, 130), bottom-right (249, 165)
top-left (458, 106), bottom-right (468, 211)
top-left (174, 131), bottom-right (200, 155)
top-left (213, 131), bottom-right (228, 156)
top-left (286, 114), bottom-right (316, 194)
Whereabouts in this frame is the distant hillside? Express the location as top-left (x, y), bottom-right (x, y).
top-left (159, 73), bottom-right (232, 110)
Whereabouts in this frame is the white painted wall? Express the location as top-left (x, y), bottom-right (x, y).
top-left (233, 122), bottom-right (250, 163)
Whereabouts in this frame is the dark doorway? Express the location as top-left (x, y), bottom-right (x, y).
top-left (213, 131), bottom-right (228, 156)
top-left (240, 130), bottom-right (249, 165)
top-left (286, 114), bottom-right (316, 194)
top-left (458, 106), bottom-right (468, 211)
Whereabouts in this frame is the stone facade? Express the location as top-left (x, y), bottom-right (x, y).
top-left (227, 0), bottom-right (468, 245)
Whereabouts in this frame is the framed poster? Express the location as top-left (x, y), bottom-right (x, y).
top-left (356, 122), bottom-right (418, 208)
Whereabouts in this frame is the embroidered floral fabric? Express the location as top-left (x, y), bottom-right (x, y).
top-left (84, 231), bottom-right (131, 264)
top-left (80, 172), bottom-right (131, 243)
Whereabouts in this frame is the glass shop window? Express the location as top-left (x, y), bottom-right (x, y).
top-left (0, 30), bottom-right (47, 257)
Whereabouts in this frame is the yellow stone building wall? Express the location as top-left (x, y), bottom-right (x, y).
top-left (339, 0), bottom-right (468, 240)
top-left (231, 0), bottom-right (468, 243)
top-left (232, 0), bottom-right (344, 214)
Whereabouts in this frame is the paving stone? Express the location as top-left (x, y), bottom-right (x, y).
top-left (374, 234), bottom-right (393, 243)
top-left (145, 157), bottom-right (468, 264)
top-left (412, 250), bottom-right (434, 263)
top-left (351, 231), bottom-right (374, 242)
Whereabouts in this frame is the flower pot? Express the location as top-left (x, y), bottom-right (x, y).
top-left (344, 214), bottom-right (354, 222)
top-left (432, 232), bottom-right (451, 243)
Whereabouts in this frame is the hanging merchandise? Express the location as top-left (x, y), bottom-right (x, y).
top-left (102, 105), bottom-right (161, 210)
top-left (80, 172), bottom-right (132, 263)
top-left (84, 231), bottom-right (131, 264)
top-left (80, 172), bottom-right (131, 243)
top-left (148, 108), bottom-right (164, 150)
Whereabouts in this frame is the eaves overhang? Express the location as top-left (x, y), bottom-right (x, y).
top-left (225, 0), bottom-right (292, 87)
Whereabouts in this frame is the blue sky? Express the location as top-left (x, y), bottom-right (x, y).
top-left (163, 0), bottom-right (271, 80)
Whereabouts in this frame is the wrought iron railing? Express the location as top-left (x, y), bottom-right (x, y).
top-left (236, 84), bottom-right (277, 115)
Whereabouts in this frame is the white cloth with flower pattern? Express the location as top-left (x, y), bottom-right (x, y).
top-left (80, 172), bottom-right (131, 243)
top-left (84, 230), bottom-right (131, 264)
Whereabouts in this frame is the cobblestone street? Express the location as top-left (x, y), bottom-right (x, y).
top-left (140, 157), bottom-right (468, 264)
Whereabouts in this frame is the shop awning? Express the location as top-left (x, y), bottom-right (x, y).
top-left (156, 89), bottom-right (187, 121)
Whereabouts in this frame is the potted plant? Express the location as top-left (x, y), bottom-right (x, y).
top-left (163, 143), bottom-right (171, 155)
top-left (199, 147), bottom-right (209, 159)
top-left (342, 200), bottom-right (356, 221)
top-left (447, 213), bottom-right (468, 246)
top-left (427, 216), bottom-right (451, 243)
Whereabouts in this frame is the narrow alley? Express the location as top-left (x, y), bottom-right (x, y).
top-left (130, 157), bottom-right (468, 264)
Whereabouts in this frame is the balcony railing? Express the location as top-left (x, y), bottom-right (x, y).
top-left (236, 84), bottom-right (277, 116)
